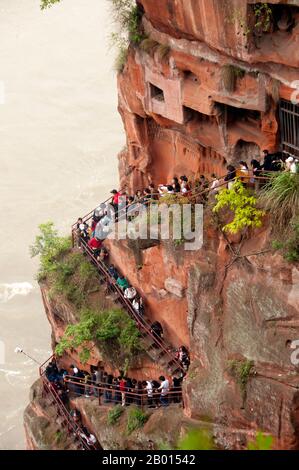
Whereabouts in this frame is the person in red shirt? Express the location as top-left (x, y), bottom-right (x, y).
top-left (119, 376), bottom-right (127, 407)
top-left (88, 237), bottom-right (102, 256)
top-left (110, 189), bottom-right (122, 218)
top-left (111, 189), bottom-right (121, 205)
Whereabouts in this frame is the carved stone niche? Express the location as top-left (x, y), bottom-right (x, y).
top-left (231, 140), bottom-right (261, 167)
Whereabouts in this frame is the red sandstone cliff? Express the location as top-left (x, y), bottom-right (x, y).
top-left (25, 0), bottom-right (299, 450)
top-left (118, 0), bottom-right (299, 192)
top-left (115, 0), bottom-right (299, 449)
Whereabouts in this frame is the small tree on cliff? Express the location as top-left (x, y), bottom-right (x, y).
top-left (109, 0), bottom-right (145, 71)
top-left (55, 307), bottom-right (142, 367)
top-left (40, 0), bottom-right (61, 8)
top-left (213, 179), bottom-right (265, 234)
top-left (30, 222), bottom-right (71, 279)
top-left (40, 0), bottom-right (144, 72)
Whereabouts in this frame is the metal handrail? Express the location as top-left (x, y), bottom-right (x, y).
top-left (70, 171), bottom-right (277, 373)
top-left (80, 239), bottom-right (185, 374)
top-left (41, 377), bottom-right (93, 450)
top-left (63, 376), bottom-right (183, 408)
top-left (72, 169), bottom-right (279, 229)
top-left (39, 356), bottom-right (96, 450)
top-left (39, 353), bottom-right (55, 377)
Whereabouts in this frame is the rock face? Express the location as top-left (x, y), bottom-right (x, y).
top-left (72, 398), bottom-right (185, 451)
top-left (40, 282), bottom-right (168, 381)
top-left (106, 222), bottom-right (299, 449)
top-left (115, 0), bottom-right (299, 449)
top-left (118, 0), bottom-right (299, 192)
top-left (26, 0), bottom-right (299, 450)
top-left (24, 380), bottom-right (80, 451)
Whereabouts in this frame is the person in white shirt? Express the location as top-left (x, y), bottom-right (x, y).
top-left (239, 161), bottom-right (249, 174)
top-left (143, 380), bottom-right (154, 407)
top-left (87, 434), bottom-right (97, 446)
top-left (158, 375), bottom-right (169, 407)
top-left (80, 427), bottom-right (97, 448)
top-left (124, 286), bottom-right (137, 301)
top-left (210, 173), bottom-right (221, 195)
top-left (286, 156), bottom-right (298, 174)
top-left (132, 295), bottom-right (144, 317)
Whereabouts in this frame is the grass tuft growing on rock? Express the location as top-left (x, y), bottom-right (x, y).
top-left (221, 65), bottom-right (245, 92)
top-left (107, 405), bottom-right (124, 426)
top-left (228, 359), bottom-right (254, 404)
top-left (126, 407), bottom-right (149, 434)
top-left (140, 38), bottom-right (159, 55)
top-left (259, 172), bottom-right (299, 237)
top-left (259, 172), bottom-right (299, 262)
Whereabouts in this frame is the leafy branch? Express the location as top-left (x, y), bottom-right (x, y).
top-left (40, 0), bottom-right (61, 9)
top-left (213, 180), bottom-right (265, 234)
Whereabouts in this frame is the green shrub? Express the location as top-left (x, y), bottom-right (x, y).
top-left (173, 238), bottom-right (185, 247)
top-left (54, 430), bottom-right (66, 445)
top-left (259, 172), bottom-right (299, 237)
top-left (260, 172), bottom-right (299, 262)
top-left (55, 308), bottom-right (99, 361)
top-left (126, 407), bottom-right (148, 434)
top-left (55, 308), bottom-right (142, 367)
top-left (228, 359), bottom-right (254, 402)
top-left (247, 431), bottom-right (273, 450)
top-left (40, 0), bottom-right (61, 9)
top-left (213, 180), bottom-right (265, 234)
top-left (30, 222), bottom-right (72, 280)
top-left (96, 309), bottom-right (142, 363)
top-left (107, 405), bottom-right (124, 426)
top-left (114, 45), bottom-right (129, 73)
top-left (47, 251), bottom-right (98, 308)
top-left (109, 0), bottom-right (145, 72)
top-left (177, 429), bottom-right (215, 450)
top-left (272, 218), bottom-right (299, 262)
top-left (30, 223), bottom-right (99, 305)
top-left (253, 2), bottom-right (273, 34)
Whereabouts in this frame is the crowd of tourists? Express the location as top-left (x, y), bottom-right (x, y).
top-left (73, 223), bottom-right (191, 376)
top-left (74, 149), bottom-right (292, 335)
top-left (44, 361), bottom-right (99, 449)
top-left (67, 149), bottom-right (298, 425)
top-left (45, 359), bottom-right (185, 410)
top-left (223, 150), bottom-right (298, 190)
top-left (76, 150), bottom-right (298, 247)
